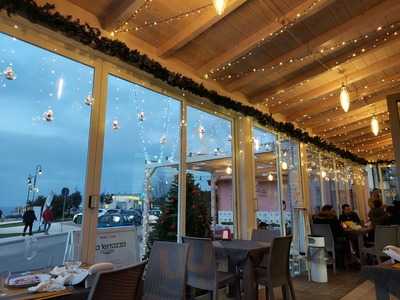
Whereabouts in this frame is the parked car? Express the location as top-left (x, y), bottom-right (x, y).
top-left (121, 209), bottom-right (142, 226)
top-left (105, 208), bottom-right (120, 215)
top-left (72, 209), bottom-right (107, 224)
top-left (148, 209), bottom-right (161, 225)
top-left (97, 213), bottom-right (131, 228)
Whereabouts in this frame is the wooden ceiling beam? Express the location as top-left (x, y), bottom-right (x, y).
top-left (254, 33), bottom-right (400, 102)
top-left (338, 133), bottom-right (392, 148)
top-left (225, 0), bottom-right (400, 93)
top-left (338, 133), bottom-right (392, 149)
top-left (158, 0), bottom-right (247, 58)
top-left (364, 147), bottom-right (394, 160)
top-left (197, 0), bottom-right (334, 75)
top-left (100, 0), bottom-right (147, 31)
top-left (299, 84), bottom-right (399, 127)
top-left (308, 101), bottom-right (387, 130)
top-left (329, 120), bottom-right (391, 143)
top-left (268, 47), bottom-right (400, 114)
top-left (286, 76), bottom-right (400, 122)
top-left (316, 112), bottom-right (389, 137)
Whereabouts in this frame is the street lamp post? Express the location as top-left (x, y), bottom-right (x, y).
top-left (26, 175), bottom-right (33, 205)
top-left (30, 165), bottom-right (42, 203)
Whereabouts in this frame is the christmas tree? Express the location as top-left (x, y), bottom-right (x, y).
top-left (150, 173), bottom-right (212, 242)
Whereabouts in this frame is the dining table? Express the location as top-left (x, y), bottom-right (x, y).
top-left (1, 286), bottom-right (89, 300)
top-left (213, 239), bottom-right (271, 300)
top-left (0, 267), bottom-right (90, 300)
top-left (362, 263), bottom-right (400, 300)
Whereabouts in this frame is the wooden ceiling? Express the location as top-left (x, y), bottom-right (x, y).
top-left (62, 0), bottom-right (399, 161)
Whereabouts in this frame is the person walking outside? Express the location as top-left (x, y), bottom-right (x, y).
top-left (22, 206), bottom-right (37, 236)
top-left (42, 206), bottom-right (54, 234)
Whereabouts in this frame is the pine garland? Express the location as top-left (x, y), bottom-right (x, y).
top-left (0, 0), bottom-right (371, 164)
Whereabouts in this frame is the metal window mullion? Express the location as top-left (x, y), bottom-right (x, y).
top-left (276, 134), bottom-right (285, 236)
top-left (333, 157), bottom-right (341, 214)
top-left (177, 102), bottom-right (187, 242)
top-left (319, 153), bottom-right (325, 207)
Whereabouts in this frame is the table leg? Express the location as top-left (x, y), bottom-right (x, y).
top-left (375, 280), bottom-right (390, 300)
top-left (243, 258), bottom-right (258, 300)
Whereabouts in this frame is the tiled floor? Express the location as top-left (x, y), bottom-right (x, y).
top-left (201, 270), bottom-right (365, 300)
top-left (257, 270), bottom-right (364, 300)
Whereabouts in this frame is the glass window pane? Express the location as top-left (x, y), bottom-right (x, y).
top-left (321, 154), bottom-right (337, 211)
top-left (279, 138), bottom-right (301, 235)
top-left (101, 75), bottom-right (181, 265)
top-left (253, 127), bottom-right (280, 232)
top-left (0, 33), bottom-right (93, 272)
top-left (306, 147), bottom-right (322, 215)
top-left (186, 107), bottom-right (234, 238)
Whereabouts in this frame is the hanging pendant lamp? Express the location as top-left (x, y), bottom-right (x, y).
top-left (213, 0), bottom-right (227, 15)
top-left (340, 84), bottom-right (350, 112)
top-left (371, 115), bottom-right (379, 136)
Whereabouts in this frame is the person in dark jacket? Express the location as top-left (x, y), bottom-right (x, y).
top-left (368, 199), bottom-right (386, 227)
top-left (339, 204), bottom-right (361, 225)
top-left (22, 206), bottom-right (37, 236)
top-left (313, 205), bottom-right (347, 268)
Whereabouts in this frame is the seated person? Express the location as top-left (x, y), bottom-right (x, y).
top-left (339, 204), bottom-right (361, 226)
top-left (314, 205), bottom-right (344, 239)
top-left (368, 199), bottom-right (386, 227)
top-left (313, 205), bottom-right (346, 268)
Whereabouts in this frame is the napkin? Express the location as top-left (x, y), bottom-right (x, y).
top-left (28, 278), bottom-right (65, 293)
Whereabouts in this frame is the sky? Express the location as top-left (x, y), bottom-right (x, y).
top-left (0, 32), bottom-right (235, 212)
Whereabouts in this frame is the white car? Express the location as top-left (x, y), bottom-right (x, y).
top-left (148, 210), bottom-right (161, 225)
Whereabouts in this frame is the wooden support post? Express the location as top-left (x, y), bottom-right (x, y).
top-left (387, 94), bottom-right (400, 197)
top-left (236, 117), bottom-right (256, 239)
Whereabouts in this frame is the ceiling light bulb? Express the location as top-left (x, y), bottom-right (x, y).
top-left (213, 0), bottom-right (227, 15)
top-left (340, 84), bottom-right (350, 112)
top-left (281, 161), bottom-right (288, 170)
top-left (371, 115), bottom-right (379, 136)
top-left (225, 166), bottom-right (232, 175)
top-left (267, 173), bottom-right (274, 181)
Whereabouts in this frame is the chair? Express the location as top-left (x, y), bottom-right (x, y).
top-left (87, 262), bottom-right (146, 300)
top-left (255, 236), bottom-right (295, 300)
top-left (252, 229), bottom-right (279, 243)
top-left (361, 225), bottom-right (399, 264)
top-left (182, 236), bottom-right (241, 300)
top-left (310, 223), bottom-right (336, 273)
top-left (142, 241), bottom-right (189, 300)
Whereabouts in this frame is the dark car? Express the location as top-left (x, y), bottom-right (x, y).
top-left (97, 213), bottom-right (131, 228)
top-left (121, 209), bottom-right (142, 226)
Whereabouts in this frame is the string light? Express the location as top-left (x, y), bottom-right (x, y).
top-left (340, 84), bottom-right (350, 112)
top-left (371, 115), bottom-right (379, 136)
top-left (265, 22), bottom-right (400, 105)
top-left (205, 0), bottom-right (327, 78)
top-left (225, 165), bottom-right (233, 175)
top-left (113, 3), bottom-right (212, 34)
top-left (213, 0), bottom-right (227, 15)
top-left (112, 0), bottom-right (153, 34)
